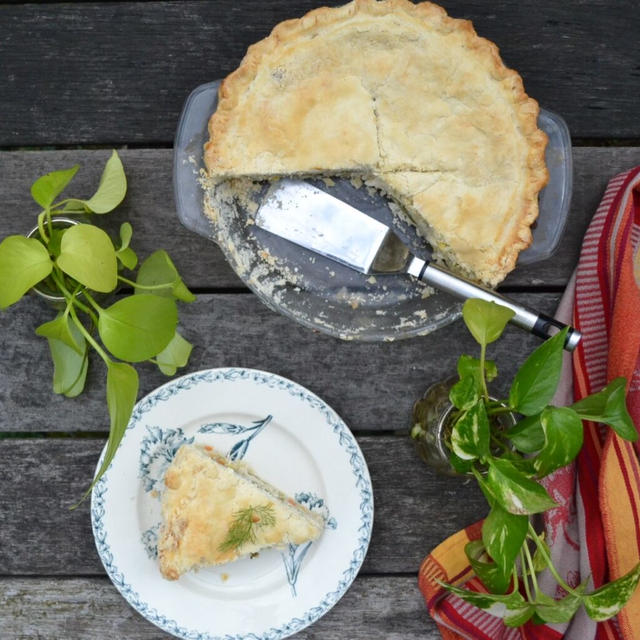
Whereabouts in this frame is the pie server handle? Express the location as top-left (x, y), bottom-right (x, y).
top-left (407, 258), bottom-right (581, 351)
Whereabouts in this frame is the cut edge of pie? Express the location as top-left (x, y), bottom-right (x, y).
top-left (202, 0), bottom-right (549, 287)
top-left (157, 444), bottom-right (325, 581)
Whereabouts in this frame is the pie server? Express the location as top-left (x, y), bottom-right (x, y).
top-left (255, 180), bottom-right (581, 351)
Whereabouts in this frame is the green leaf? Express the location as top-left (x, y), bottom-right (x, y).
top-left (47, 228), bottom-right (66, 259)
top-left (534, 589), bottom-right (585, 624)
top-left (83, 150), bottom-right (127, 213)
top-left (118, 222), bottom-right (133, 250)
top-left (457, 354), bottom-right (497, 387)
top-left (117, 247), bottom-right (138, 270)
top-left (98, 294), bottom-right (177, 362)
top-left (475, 472), bottom-right (498, 508)
top-left (448, 451), bottom-right (475, 474)
top-left (503, 604), bottom-right (535, 628)
top-left (449, 376), bottom-right (479, 410)
top-left (84, 362), bottom-right (139, 500)
top-left (509, 327), bottom-right (568, 416)
top-left (440, 582), bottom-right (528, 618)
top-left (59, 199), bottom-right (90, 214)
top-left (485, 361), bottom-right (498, 383)
top-left (31, 165), bottom-right (79, 208)
top-left (136, 250), bottom-right (195, 302)
top-left (63, 351), bottom-right (89, 398)
top-left (509, 456), bottom-right (537, 476)
top-left (482, 503), bottom-right (528, 577)
top-left (46, 320), bottom-right (88, 397)
top-left (462, 299), bottom-right (515, 347)
top-left (457, 354), bottom-right (479, 379)
top-left (50, 340), bottom-right (88, 397)
top-left (486, 457), bottom-right (557, 515)
top-left (504, 604), bottom-right (535, 627)
top-left (56, 224), bottom-right (118, 293)
top-left (533, 406), bottom-right (584, 477)
top-left (36, 312), bottom-right (84, 354)
top-left (583, 562), bottom-right (640, 621)
top-left (116, 223), bottom-right (137, 269)
top-left (532, 533), bottom-right (551, 572)
top-left (572, 377), bottom-right (637, 442)
top-left (465, 540), bottom-right (511, 594)
top-left (156, 331), bottom-right (193, 376)
top-left (506, 414), bottom-right (545, 454)
top-left (171, 279), bottom-right (196, 303)
top-left (0, 236), bottom-right (54, 308)
top-left (450, 401), bottom-right (490, 461)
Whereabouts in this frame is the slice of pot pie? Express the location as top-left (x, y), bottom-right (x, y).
top-left (203, 0), bottom-right (548, 287)
top-left (158, 444), bottom-right (324, 580)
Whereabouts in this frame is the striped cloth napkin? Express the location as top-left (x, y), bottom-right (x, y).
top-left (418, 167), bottom-right (640, 640)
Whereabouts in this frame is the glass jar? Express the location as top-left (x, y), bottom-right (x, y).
top-left (410, 377), bottom-right (516, 476)
top-left (26, 216), bottom-right (80, 309)
top-left (410, 376), bottom-right (460, 476)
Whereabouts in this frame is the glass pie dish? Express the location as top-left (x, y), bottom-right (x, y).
top-left (173, 81), bottom-right (572, 342)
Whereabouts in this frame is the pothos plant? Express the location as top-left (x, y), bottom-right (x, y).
top-left (416, 298), bottom-right (640, 627)
top-left (0, 152), bottom-right (194, 504)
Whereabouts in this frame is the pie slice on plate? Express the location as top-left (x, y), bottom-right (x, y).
top-left (203, 0), bottom-right (548, 287)
top-left (158, 444), bottom-right (325, 580)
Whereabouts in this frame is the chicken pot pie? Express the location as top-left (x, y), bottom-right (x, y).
top-left (158, 444), bottom-right (324, 580)
top-left (203, 0), bottom-right (548, 287)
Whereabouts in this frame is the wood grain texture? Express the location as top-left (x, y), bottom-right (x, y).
top-left (0, 576), bottom-right (438, 639)
top-left (2, 1), bottom-right (640, 145)
top-left (3, 148), bottom-right (640, 291)
top-left (0, 291), bottom-right (560, 434)
top-left (0, 149), bottom-right (240, 291)
top-left (0, 438), bottom-right (486, 575)
top-left (3, 2), bottom-right (636, 636)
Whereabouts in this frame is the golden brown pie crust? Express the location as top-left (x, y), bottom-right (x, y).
top-left (158, 445), bottom-right (324, 580)
top-left (203, 0), bottom-right (549, 286)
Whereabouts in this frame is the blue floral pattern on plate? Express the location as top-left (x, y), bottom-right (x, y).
top-left (91, 368), bottom-right (374, 640)
top-left (199, 415), bottom-right (272, 461)
top-left (139, 425), bottom-right (194, 493)
top-left (281, 492), bottom-right (337, 596)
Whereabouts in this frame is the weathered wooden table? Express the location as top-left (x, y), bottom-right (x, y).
top-left (2, 1), bottom-right (640, 638)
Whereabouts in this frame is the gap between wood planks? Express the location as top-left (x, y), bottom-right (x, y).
top-left (112, 284), bottom-right (568, 296)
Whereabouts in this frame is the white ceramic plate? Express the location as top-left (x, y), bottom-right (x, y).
top-left (91, 368), bottom-right (374, 639)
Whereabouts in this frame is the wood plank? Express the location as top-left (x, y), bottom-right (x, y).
top-left (0, 291), bottom-right (559, 433)
top-left (0, 438), bottom-right (486, 575)
top-left (3, 148), bottom-right (640, 290)
top-left (1, 149), bottom-right (243, 291)
top-left (2, 2), bottom-right (640, 145)
top-left (0, 575), bottom-right (438, 639)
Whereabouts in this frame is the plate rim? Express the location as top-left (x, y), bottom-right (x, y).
top-left (90, 366), bottom-right (374, 640)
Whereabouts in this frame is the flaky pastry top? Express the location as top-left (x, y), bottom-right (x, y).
top-left (204, 0), bottom-right (549, 286)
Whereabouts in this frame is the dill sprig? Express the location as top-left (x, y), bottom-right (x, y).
top-left (218, 504), bottom-right (276, 553)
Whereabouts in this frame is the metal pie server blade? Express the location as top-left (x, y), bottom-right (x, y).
top-left (255, 180), bottom-right (581, 351)
top-left (255, 179), bottom-right (413, 273)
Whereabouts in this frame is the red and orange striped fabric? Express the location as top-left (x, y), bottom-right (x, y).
top-left (418, 168), bottom-right (640, 640)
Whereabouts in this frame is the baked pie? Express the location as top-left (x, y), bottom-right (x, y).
top-left (203, 0), bottom-right (548, 287)
top-left (158, 444), bottom-right (324, 580)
